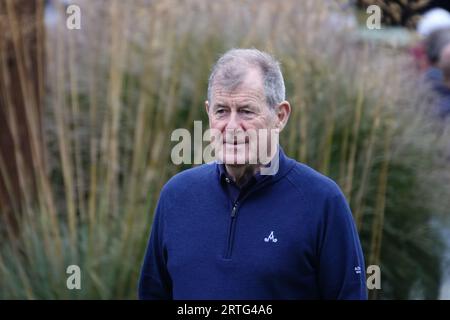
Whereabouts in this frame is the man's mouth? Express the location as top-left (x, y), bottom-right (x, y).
top-left (224, 141), bottom-right (247, 145)
top-left (223, 137), bottom-right (250, 145)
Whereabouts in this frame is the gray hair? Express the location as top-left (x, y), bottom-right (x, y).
top-left (207, 48), bottom-right (286, 109)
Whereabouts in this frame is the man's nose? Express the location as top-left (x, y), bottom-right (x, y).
top-left (225, 111), bottom-right (241, 130)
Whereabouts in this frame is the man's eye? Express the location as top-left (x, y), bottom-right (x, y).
top-left (241, 109), bottom-right (253, 115)
top-left (216, 109), bottom-right (226, 114)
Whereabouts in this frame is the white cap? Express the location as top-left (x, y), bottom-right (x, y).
top-left (417, 8), bottom-right (450, 37)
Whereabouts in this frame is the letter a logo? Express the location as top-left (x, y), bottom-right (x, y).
top-left (264, 231), bottom-right (278, 243)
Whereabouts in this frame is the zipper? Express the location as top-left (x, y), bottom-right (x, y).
top-left (224, 202), bottom-right (238, 259)
top-left (231, 202), bottom-right (238, 218)
top-left (222, 176), bottom-right (273, 259)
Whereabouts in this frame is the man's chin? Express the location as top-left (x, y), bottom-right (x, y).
top-left (223, 163), bottom-right (247, 169)
top-left (222, 157), bottom-right (247, 166)
top-left (219, 152), bottom-right (256, 165)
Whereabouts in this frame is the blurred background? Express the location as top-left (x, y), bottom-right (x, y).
top-left (1, 0), bottom-right (450, 299)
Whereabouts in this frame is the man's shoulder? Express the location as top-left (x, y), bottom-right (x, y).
top-left (161, 162), bottom-right (217, 195)
top-left (285, 160), bottom-right (343, 199)
top-left (284, 160), bottom-right (351, 220)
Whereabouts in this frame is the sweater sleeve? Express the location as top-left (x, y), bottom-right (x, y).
top-left (317, 190), bottom-right (368, 300)
top-left (138, 194), bottom-right (173, 300)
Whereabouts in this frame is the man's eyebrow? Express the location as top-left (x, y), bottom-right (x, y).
top-left (237, 103), bottom-right (260, 110)
top-left (213, 103), bottom-right (228, 108)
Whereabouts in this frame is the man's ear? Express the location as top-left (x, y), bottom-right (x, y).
top-left (205, 100), bottom-right (210, 115)
top-left (275, 101), bottom-right (291, 131)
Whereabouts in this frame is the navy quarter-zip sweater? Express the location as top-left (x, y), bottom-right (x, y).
top-left (138, 148), bottom-right (367, 300)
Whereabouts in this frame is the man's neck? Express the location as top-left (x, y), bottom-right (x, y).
top-left (225, 164), bottom-right (260, 188)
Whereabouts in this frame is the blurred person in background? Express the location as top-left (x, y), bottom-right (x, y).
top-left (433, 42), bottom-right (450, 119)
top-left (413, 8), bottom-right (450, 85)
top-left (412, 8), bottom-right (450, 119)
top-left (423, 27), bottom-right (450, 88)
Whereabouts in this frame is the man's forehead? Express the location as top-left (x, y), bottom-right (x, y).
top-left (211, 88), bottom-right (265, 105)
top-left (212, 71), bottom-right (265, 102)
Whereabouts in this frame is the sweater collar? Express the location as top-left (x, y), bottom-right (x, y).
top-left (216, 145), bottom-right (295, 185)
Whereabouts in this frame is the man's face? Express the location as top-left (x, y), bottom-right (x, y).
top-left (206, 67), bottom-right (278, 166)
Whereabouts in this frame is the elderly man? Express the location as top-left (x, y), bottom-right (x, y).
top-left (138, 48), bottom-right (367, 300)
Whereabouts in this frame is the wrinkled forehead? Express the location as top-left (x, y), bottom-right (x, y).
top-left (210, 67), bottom-right (265, 103)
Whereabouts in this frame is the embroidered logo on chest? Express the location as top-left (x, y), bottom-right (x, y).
top-left (264, 231), bottom-right (278, 243)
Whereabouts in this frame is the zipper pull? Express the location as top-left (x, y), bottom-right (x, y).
top-left (231, 202), bottom-right (238, 217)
